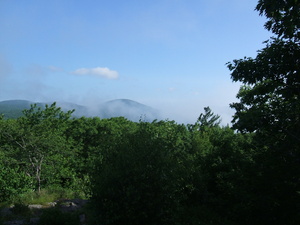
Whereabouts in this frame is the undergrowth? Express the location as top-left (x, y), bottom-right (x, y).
top-left (1, 186), bottom-right (87, 206)
top-left (0, 187), bottom-right (88, 225)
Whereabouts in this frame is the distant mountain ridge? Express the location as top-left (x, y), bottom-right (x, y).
top-left (99, 99), bottom-right (158, 121)
top-left (0, 99), bottom-right (160, 122)
top-left (0, 100), bottom-right (40, 119)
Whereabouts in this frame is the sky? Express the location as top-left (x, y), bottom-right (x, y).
top-left (0, 0), bottom-right (271, 125)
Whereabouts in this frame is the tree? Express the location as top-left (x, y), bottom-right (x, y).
top-left (0, 120), bottom-right (33, 202)
top-left (228, 39), bottom-right (300, 135)
top-left (227, 0), bottom-right (300, 223)
top-left (228, 0), bottom-right (299, 134)
top-left (65, 116), bottom-right (138, 195)
top-left (186, 115), bottom-right (256, 224)
top-left (227, 1), bottom-right (300, 146)
top-left (188, 107), bottom-right (221, 133)
top-left (2, 103), bottom-right (75, 193)
top-left (256, 0), bottom-right (300, 41)
top-left (200, 127), bottom-right (255, 224)
top-left (90, 120), bottom-right (192, 225)
top-left (197, 107), bottom-right (221, 128)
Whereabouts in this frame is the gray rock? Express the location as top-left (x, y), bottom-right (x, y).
top-left (28, 204), bottom-right (43, 209)
top-left (46, 202), bottom-right (57, 207)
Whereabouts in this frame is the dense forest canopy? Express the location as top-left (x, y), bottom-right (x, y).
top-left (1, 0), bottom-right (299, 224)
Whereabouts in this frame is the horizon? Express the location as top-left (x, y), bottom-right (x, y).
top-left (0, 0), bottom-right (271, 125)
top-left (0, 98), bottom-right (235, 126)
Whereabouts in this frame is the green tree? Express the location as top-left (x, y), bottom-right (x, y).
top-left (90, 120), bottom-right (192, 225)
top-left (188, 107), bottom-right (221, 133)
top-left (197, 107), bottom-right (221, 128)
top-left (256, 0), bottom-right (300, 40)
top-left (228, 39), bottom-right (300, 138)
top-left (65, 116), bottom-right (138, 195)
top-left (0, 121), bottom-right (33, 202)
top-left (228, 0), bottom-right (299, 134)
top-left (202, 127), bottom-right (255, 224)
top-left (1, 103), bottom-right (75, 193)
top-left (227, 0), bottom-right (300, 223)
top-left (186, 122), bottom-right (255, 225)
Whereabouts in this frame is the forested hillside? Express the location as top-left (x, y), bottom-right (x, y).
top-left (1, 0), bottom-right (299, 224)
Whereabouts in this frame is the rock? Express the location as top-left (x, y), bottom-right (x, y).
top-left (28, 204), bottom-right (43, 209)
top-left (56, 199), bottom-right (89, 212)
top-left (46, 202), bottom-right (57, 207)
top-left (1, 198), bottom-right (89, 225)
top-left (72, 198), bottom-right (89, 206)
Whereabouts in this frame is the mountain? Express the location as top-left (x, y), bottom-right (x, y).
top-left (0, 100), bottom-right (34, 119)
top-left (98, 99), bottom-right (160, 122)
top-left (0, 99), bottom-right (160, 121)
top-left (53, 101), bottom-right (89, 118)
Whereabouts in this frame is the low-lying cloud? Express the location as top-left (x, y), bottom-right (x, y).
top-left (71, 67), bottom-right (119, 79)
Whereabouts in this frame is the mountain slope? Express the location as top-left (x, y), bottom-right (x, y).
top-left (0, 100), bottom-right (33, 119)
top-left (0, 99), bottom-right (160, 121)
top-left (98, 99), bottom-right (160, 121)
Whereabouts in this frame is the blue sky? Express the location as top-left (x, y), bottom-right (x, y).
top-left (0, 0), bottom-right (271, 124)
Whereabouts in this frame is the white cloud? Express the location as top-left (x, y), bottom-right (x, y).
top-left (71, 67), bottom-right (119, 79)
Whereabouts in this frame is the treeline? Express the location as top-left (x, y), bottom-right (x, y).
top-left (0, 103), bottom-right (298, 224)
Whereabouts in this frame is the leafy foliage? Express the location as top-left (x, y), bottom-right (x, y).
top-left (256, 0), bottom-right (300, 40)
top-left (0, 103), bottom-right (78, 194)
top-left (227, 0), bottom-right (300, 224)
top-left (228, 38), bottom-right (300, 134)
top-left (90, 121), bottom-right (192, 225)
top-left (0, 164), bottom-right (32, 202)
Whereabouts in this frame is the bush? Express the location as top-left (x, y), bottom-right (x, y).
top-left (14, 186), bottom-right (86, 205)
